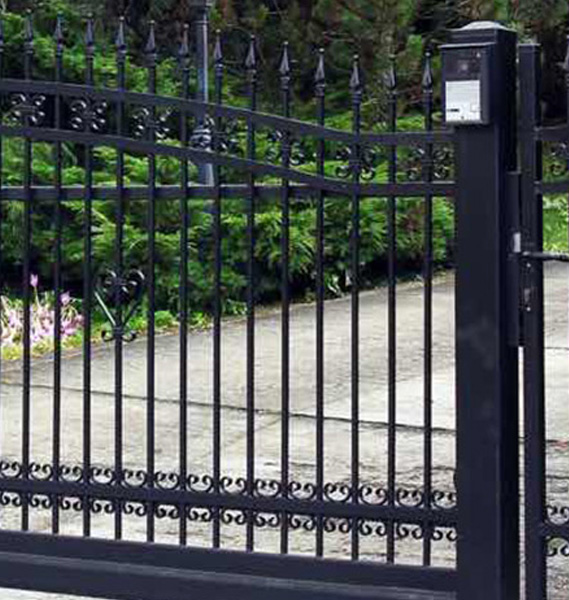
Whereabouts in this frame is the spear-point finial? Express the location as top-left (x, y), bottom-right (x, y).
top-left (86, 14), bottom-right (95, 51)
top-left (25, 9), bottom-right (34, 52)
top-left (179, 23), bottom-right (189, 61)
top-left (145, 20), bottom-right (157, 63)
top-left (385, 53), bottom-right (397, 92)
top-left (245, 34), bottom-right (257, 70)
top-left (563, 35), bottom-right (569, 76)
top-left (422, 51), bottom-right (433, 91)
top-left (54, 14), bottom-right (64, 52)
top-left (214, 29), bottom-right (223, 78)
top-left (279, 42), bottom-right (291, 77)
top-left (315, 47), bottom-right (326, 86)
top-left (115, 16), bottom-right (126, 56)
top-left (350, 53), bottom-right (362, 95)
top-left (280, 41), bottom-right (291, 92)
top-left (0, 18), bottom-right (4, 53)
top-left (214, 29), bottom-right (223, 63)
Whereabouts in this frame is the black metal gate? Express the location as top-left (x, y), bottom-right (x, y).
top-left (0, 12), bottom-right (459, 600)
top-left (519, 40), bottom-right (569, 600)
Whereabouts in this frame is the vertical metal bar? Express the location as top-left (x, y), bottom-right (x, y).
top-left (385, 54), bottom-right (397, 563)
top-left (245, 36), bottom-right (257, 552)
top-left (194, 3), bottom-right (213, 185)
top-left (451, 24), bottom-right (520, 600)
top-left (565, 36), bottom-right (569, 254)
top-left (52, 14), bottom-right (64, 536)
top-left (279, 42), bottom-right (291, 556)
top-left (314, 49), bottom-right (326, 559)
top-left (520, 42), bottom-right (546, 600)
top-left (21, 11), bottom-right (34, 533)
top-left (0, 19), bottom-right (4, 469)
top-left (82, 14), bottom-right (95, 538)
top-left (349, 54), bottom-right (362, 561)
top-left (114, 17), bottom-right (127, 541)
top-left (145, 21), bottom-right (157, 544)
top-left (178, 23), bottom-right (190, 548)
top-left (212, 30), bottom-right (224, 549)
top-left (421, 51), bottom-right (434, 566)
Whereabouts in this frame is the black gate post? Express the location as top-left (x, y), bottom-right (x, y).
top-left (446, 23), bottom-right (520, 600)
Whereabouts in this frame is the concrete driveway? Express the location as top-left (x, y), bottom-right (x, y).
top-left (0, 264), bottom-right (568, 599)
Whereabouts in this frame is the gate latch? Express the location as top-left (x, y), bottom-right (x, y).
top-left (520, 251), bottom-right (569, 263)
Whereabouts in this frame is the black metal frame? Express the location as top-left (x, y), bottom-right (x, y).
top-left (518, 38), bottom-right (569, 600)
top-left (0, 12), bottom-right (461, 600)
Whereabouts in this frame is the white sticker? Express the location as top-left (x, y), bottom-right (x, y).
top-left (445, 80), bottom-right (482, 123)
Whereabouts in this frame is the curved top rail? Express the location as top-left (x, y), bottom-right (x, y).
top-left (0, 125), bottom-right (455, 197)
top-left (0, 78), bottom-right (454, 147)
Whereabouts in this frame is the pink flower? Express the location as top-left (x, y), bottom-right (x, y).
top-left (30, 274), bottom-right (39, 289)
top-left (61, 292), bottom-right (71, 306)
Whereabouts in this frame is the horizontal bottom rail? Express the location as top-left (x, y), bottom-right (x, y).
top-left (0, 530), bottom-right (456, 600)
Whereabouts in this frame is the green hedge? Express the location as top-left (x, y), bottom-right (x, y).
top-left (1, 138), bottom-right (455, 316)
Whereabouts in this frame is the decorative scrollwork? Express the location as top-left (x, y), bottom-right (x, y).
top-left (220, 508), bottom-right (247, 526)
top-left (59, 465), bottom-right (84, 484)
top-left (547, 504), bottom-right (569, 526)
top-left (431, 489), bottom-right (456, 510)
top-left (323, 482), bottom-right (352, 503)
top-left (29, 494), bottom-right (54, 510)
top-left (6, 92), bottom-right (46, 126)
top-left (90, 465), bottom-right (117, 485)
top-left (431, 526), bottom-right (457, 543)
top-left (403, 145), bottom-right (454, 182)
top-left (0, 460), bottom-right (23, 479)
top-left (155, 504), bottom-right (180, 520)
top-left (59, 496), bottom-right (84, 511)
top-left (212, 117), bottom-right (243, 155)
top-left (132, 107), bottom-right (170, 140)
top-left (0, 491), bottom-right (23, 507)
top-left (69, 98), bottom-right (108, 132)
top-left (29, 462), bottom-right (54, 482)
top-left (254, 512), bottom-right (281, 528)
top-left (547, 537), bottom-right (569, 558)
top-left (335, 144), bottom-right (378, 181)
top-left (265, 129), bottom-right (312, 166)
top-left (395, 488), bottom-right (425, 508)
top-left (94, 268), bottom-right (146, 343)
top-left (548, 142), bottom-right (569, 179)
top-left (288, 514), bottom-right (317, 531)
top-left (187, 506), bottom-right (215, 522)
top-left (0, 459), bottom-right (456, 544)
top-left (152, 471), bottom-right (179, 491)
top-left (90, 498), bottom-right (116, 515)
top-left (123, 469), bottom-right (149, 489)
top-left (254, 478), bottom-right (282, 498)
top-left (289, 480), bottom-right (317, 501)
top-left (190, 116), bottom-right (214, 150)
top-left (358, 485), bottom-right (389, 506)
top-left (219, 476), bottom-right (247, 496)
top-left (186, 473), bottom-right (214, 493)
top-left (123, 501), bottom-right (147, 517)
top-left (323, 516), bottom-right (353, 534)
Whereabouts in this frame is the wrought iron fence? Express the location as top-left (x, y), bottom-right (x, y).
top-left (0, 11), bottom-right (457, 599)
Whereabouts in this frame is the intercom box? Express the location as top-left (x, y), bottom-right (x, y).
top-left (441, 43), bottom-right (492, 125)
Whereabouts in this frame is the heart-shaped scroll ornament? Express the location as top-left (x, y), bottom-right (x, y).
top-left (94, 269), bottom-right (146, 343)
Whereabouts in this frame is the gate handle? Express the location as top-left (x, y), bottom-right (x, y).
top-left (521, 251), bottom-right (569, 263)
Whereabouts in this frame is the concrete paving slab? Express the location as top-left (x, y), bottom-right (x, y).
top-left (1, 264), bottom-right (569, 598)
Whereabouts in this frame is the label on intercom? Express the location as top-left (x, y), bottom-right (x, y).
top-left (445, 80), bottom-right (482, 123)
